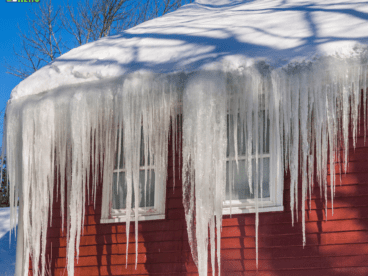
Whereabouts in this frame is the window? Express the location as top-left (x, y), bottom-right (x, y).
top-left (223, 111), bottom-right (283, 215)
top-left (101, 128), bottom-right (166, 224)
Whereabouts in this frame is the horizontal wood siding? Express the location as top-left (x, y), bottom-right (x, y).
top-left (33, 114), bottom-right (368, 276)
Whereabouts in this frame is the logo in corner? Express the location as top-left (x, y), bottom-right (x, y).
top-left (7, 0), bottom-right (40, 2)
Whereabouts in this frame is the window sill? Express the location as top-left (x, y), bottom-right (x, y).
top-left (222, 205), bottom-right (284, 215)
top-left (100, 213), bottom-right (165, 224)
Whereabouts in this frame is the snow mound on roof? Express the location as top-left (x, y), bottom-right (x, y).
top-left (10, 0), bottom-right (368, 100)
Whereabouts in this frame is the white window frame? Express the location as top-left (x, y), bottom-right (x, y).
top-left (100, 129), bottom-right (166, 224)
top-left (222, 111), bottom-right (283, 215)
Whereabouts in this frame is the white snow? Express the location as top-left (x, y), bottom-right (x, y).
top-left (0, 207), bottom-right (17, 240)
top-left (3, 1), bottom-right (368, 276)
top-left (0, 207), bottom-right (18, 276)
top-left (9, 0), bottom-right (368, 100)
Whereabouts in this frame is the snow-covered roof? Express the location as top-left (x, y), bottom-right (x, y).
top-left (6, 2), bottom-right (368, 276)
top-left (10, 0), bottom-right (368, 100)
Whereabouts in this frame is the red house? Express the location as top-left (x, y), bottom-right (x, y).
top-left (4, 0), bottom-right (368, 275)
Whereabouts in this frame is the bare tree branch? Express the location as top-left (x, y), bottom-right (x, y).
top-left (5, 0), bottom-right (194, 80)
top-left (5, 0), bottom-right (65, 79)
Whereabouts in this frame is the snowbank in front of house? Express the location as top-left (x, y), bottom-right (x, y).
top-left (0, 207), bottom-right (18, 276)
top-left (9, 0), bottom-right (368, 100)
top-left (0, 207), bottom-right (17, 240)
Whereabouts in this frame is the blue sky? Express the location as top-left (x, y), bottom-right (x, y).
top-left (0, 1), bottom-right (38, 136)
top-left (0, 0), bottom-right (71, 143)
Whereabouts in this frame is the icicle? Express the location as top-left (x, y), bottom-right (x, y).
top-left (253, 71), bottom-right (260, 268)
top-left (364, 65), bottom-right (368, 144)
top-left (182, 71), bottom-right (227, 276)
top-left (289, 72), bottom-right (300, 226)
top-left (300, 72), bottom-right (309, 247)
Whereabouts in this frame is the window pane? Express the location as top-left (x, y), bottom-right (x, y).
top-left (115, 127), bottom-right (153, 169)
top-left (139, 129), bottom-right (153, 166)
top-left (112, 170), bottom-right (155, 209)
top-left (115, 129), bottom-right (125, 169)
top-left (260, 110), bottom-right (270, 154)
top-left (227, 112), bottom-right (269, 157)
top-left (225, 158), bottom-right (270, 201)
top-left (251, 111), bottom-right (270, 154)
top-left (227, 114), bottom-right (246, 157)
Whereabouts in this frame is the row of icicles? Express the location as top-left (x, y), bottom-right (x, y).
top-left (2, 59), bottom-right (368, 276)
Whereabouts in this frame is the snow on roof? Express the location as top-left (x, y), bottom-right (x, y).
top-left (10, 0), bottom-right (368, 100)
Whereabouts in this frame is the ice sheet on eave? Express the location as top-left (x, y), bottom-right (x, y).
top-left (10, 0), bottom-right (368, 100)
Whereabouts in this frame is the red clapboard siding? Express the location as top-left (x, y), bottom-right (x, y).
top-left (29, 108), bottom-right (368, 276)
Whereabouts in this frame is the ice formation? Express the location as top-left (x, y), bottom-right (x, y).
top-left (181, 58), bottom-right (368, 275)
top-left (3, 73), bottom-right (180, 276)
top-left (182, 72), bottom-right (227, 275)
top-left (2, 56), bottom-right (368, 276)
